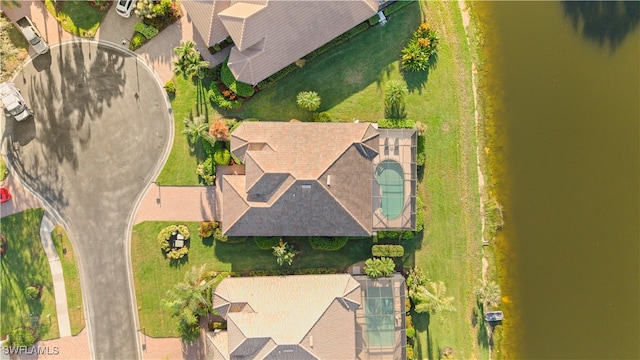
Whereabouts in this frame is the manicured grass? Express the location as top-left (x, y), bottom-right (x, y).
top-left (155, 78), bottom-right (213, 185)
top-left (131, 221), bottom-right (372, 337)
top-left (44, 0), bottom-right (108, 38)
top-left (0, 13), bottom-right (29, 82)
top-left (0, 209), bottom-right (59, 341)
top-left (51, 226), bottom-right (84, 336)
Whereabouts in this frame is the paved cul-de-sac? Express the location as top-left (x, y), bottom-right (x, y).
top-left (3, 40), bottom-right (172, 360)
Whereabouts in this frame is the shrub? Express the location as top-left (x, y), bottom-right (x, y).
top-left (254, 236), bottom-right (281, 250)
top-left (198, 221), bottom-right (218, 238)
top-left (405, 297), bottom-right (412, 313)
top-left (129, 32), bottom-right (147, 51)
top-left (372, 244), bottom-right (404, 258)
top-left (364, 257), bottom-right (395, 277)
top-left (197, 157), bottom-right (216, 186)
top-left (382, 0), bottom-right (415, 17)
top-left (9, 327), bottom-right (37, 347)
top-left (209, 83), bottom-right (242, 110)
top-left (309, 236), bottom-right (349, 251)
top-left (257, 63), bottom-right (299, 90)
top-left (416, 134), bottom-right (426, 167)
top-left (25, 285), bottom-right (40, 300)
top-left (406, 327), bottom-right (416, 339)
top-left (377, 118), bottom-right (416, 129)
top-left (249, 268), bottom-right (336, 277)
top-left (0, 157), bottom-right (9, 181)
top-left (213, 144), bottom-right (231, 166)
top-left (221, 62), bottom-right (255, 97)
top-left (225, 236), bottom-right (248, 244)
top-left (401, 23), bottom-right (439, 72)
top-left (377, 230), bottom-right (414, 241)
top-left (157, 225), bottom-right (190, 259)
top-left (209, 120), bottom-right (230, 141)
top-left (368, 14), bottom-right (380, 26)
top-left (272, 241), bottom-right (298, 266)
top-left (303, 22), bottom-right (370, 62)
top-left (213, 228), bottom-right (228, 243)
top-left (310, 111), bottom-right (332, 122)
top-left (135, 0), bottom-right (157, 19)
top-left (296, 91), bottom-right (321, 111)
top-left (406, 344), bottom-right (415, 360)
top-left (416, 195), bottom-right (426, 232)
top-left (134, 21), bottom-right (159, 39)
top-left (384, 80), bottom-right (408, 119)
top-left (164, 80), bottom-right (176, 94)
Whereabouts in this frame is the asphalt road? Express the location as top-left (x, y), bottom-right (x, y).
top-left (2, 41), bottom-right (172, 360)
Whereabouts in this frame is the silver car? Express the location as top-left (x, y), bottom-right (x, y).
top-left (0, 82), bottom-right (33, 121)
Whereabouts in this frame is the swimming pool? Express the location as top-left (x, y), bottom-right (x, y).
top-left (375, 160), bottom-right (404, 219)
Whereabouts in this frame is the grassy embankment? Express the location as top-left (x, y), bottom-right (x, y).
top-left (145, 1), bottom-right (485, 357)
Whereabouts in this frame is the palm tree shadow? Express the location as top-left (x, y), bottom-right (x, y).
top-left (413, 311), bottom-right (435, 360)
top-left (562, 1), bottom-right (640, 52)
top-left (402, 54), bottom-right (438, 94)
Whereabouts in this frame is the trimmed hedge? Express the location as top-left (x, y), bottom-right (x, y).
top-left (221, 62), bottom-right (255, 97)
top-left (208, 83), bottom-right (242, 110)
top-left (377, 230), bottom-right (415, 241)
top-left (368, 14), bottom-right (380, 26)
top-left (129, 32), bottom-right (147, 51)
top-left (416, 134), bottom-right (426, 167)
top-left (377, 118), bottom-right (416, 129)
top-left (416, 194), bottom-right (426, 232)
top-left (254, 236), bottom-right (281, 250)
top-left (309, 236), bottom-right (349, 251)
top-left (213, 142), bottom-right (231, 165)
top-left (225, 236), bottom-right (248, 244)
top-left (372, 244), bottom-right (404, 258)
top-left (382, 0), bottom-right (415, 17)
top-left (134, 21), bottom-right (159, 39)
top-left (249, 267), bottom-right (337, 277)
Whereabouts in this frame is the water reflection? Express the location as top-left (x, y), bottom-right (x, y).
top-left (562, 1), bottom-right (640, 51)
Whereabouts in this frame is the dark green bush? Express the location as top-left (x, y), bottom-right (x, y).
top-left (416, 195), bottom-right (426, 232)
top-left (416, 135), bottom-right (426, 167)
top-left (129, 32), bottom-right (147, 51)
top-left (377, 118), bottom-right (416, 129)
top-left (257, 63), bottom-right (300, 90)
top-left (225, 236), bottom-right (248, 244)
top-left (9, 327), bottom-right (37, 347)
top-left (372, 244), bottom-right (405, 258)
top-left (309, 236), bottom-right (349, 251)
top-left (221, 62), bottom-right (255, 97)
top-left (208, 83), bottom-right (242, 110)
top-left (249, 267), bottom-right (336, 276)
top-left (368, 14), bottom-right (380, 26)
top-left (310, 111), bottom-right (332, 122)
top-left (134, 21), bottom-right (159, 39)
top-left (377, 230), bottom-right (415, 241)
top-left (383, 0), bottom-right (415, 17)
top-left (254, 236), bottom-right (281, 250)
top-left (213, 144), bottom-right (231, 165)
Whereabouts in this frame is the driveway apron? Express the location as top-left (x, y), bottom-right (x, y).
top-left (2, 41), bottom-right (172, 360)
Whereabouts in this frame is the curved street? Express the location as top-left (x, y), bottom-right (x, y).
top-left (2, 41), bottom-right (172, 359)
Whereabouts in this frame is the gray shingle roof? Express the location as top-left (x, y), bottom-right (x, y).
top-left (223, 122), bottom-right (378, 236)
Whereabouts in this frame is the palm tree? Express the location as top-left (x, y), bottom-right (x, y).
top-left (384, 80), bottom-right (407, 119)
top-left (364, 257), bottom-right (395, 278)
top-left (163, 265), bottom-right (224, 342)
top-left (296, 91), bottom-right (321, 112)
top-left (182, 115), bottom-right (213, 144)
top-left (173, 41), bottom-right (210, 79)
top-left (412, 281), bottom-right (457, 314)
top-left (475, 280), bottom-right (501, 309)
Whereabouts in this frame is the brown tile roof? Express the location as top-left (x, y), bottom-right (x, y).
top-left (221, 0), bottom-right (379, 85)
top-left (212, 274), bottom-right (361, 359)
top-left (182, 0), bottom-right (231, 46)
top-left (223, 122), bottom-right (378, 236)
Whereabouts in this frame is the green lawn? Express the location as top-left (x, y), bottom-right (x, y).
top-left (132, 221), bottom-right (372, 337)
top-left (147, 1), bottom-right (485, 357)
top-left (44, 0), bottom-right (108, 38)
top-left (0, 209), bottom-right (59, 341)
top-left (51, 225), bottom-right (85, 336)
top-left (155, 78), bottom-right (213, 185)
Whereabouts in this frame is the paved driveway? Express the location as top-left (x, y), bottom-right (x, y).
top-left (2, 41), bottom-right (172, 360)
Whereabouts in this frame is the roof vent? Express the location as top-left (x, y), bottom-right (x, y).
top-left (310, 335), bottom-right (314, 347)
top-left (327, 175), bottom-right (331, 187)
top-left (301, 184), bottom-right (311, 189)
top-left (283, 349), bottom-right (294, 353)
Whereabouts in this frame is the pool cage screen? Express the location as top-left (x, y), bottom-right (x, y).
top-left (372, 128), bottom-right (417, 230)
top-left (354, 274), bottom-right (407, 360)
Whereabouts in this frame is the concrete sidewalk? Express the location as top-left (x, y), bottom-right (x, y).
top-left (39, 215), bottom-right (72, 338)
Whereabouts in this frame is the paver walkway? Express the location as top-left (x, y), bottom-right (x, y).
top-left (134, 165), bottom-right (244, 224)
top-left (39, 215), bottom-right (72, 337)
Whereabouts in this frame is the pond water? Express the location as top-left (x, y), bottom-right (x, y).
top-left (476, 2), bottom-right (639, 358)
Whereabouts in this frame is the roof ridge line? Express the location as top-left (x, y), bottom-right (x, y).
top-left (317, 181), bottom-right (370, 236)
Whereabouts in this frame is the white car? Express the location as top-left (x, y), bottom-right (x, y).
top-left (16, 17), bottom-right (49, 55)
top-left (0, 82), bottom-right (33, 121)
top-left (116, 0), bottom-right (137, 18)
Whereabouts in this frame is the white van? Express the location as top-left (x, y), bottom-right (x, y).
top-left (0, 82), bottom-right (33, 121)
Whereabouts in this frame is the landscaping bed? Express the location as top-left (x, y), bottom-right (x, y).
top-left (44, 0), bottom-right (110, 38)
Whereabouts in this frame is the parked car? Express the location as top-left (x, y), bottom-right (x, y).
top-left (16, 17), bottom-right (49, 55)
top-left (0, 82), bottom-right (33, 121)
top-left (116, 0), bottom-right (137, 18)
top-left (0, 188), bottom-right (11, 203)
